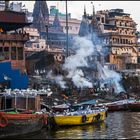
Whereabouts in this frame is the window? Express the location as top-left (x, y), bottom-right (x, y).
top-left (0, 47), bottom-right (3, 52)
top-left (120, 22), bottom-right (122, 26)
top-left (11, 47), bottom-right (16, 60)
top-left (4, 47), bottom-right (9, 60)
top-left (17, 47), bottom-right (23, 60)
top-left (138, 57), bottom-right (140, 63)
top-left (120, 39), bottom-right (122, 44)
top-left (0, 47), bottom-right (4, 60)
top-left (97, 17), bottom-right (100, 21)
top-left (37, 44), bottom-right (39, 48)
top-left (126, 39), bottom-right (128, 44)
top-left (123, 39), bottom-right (125, 44)
top-left (101, 17), bottom-right (104, 23)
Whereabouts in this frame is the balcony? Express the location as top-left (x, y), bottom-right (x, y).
top-left (0, 33), bottom-right (29, 42)
top-left (111, 43), bottom-right (134, 47)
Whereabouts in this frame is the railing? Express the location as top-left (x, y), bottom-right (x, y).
top-left (111, 43), bottom-right (134, 47)
top-left (0, 34), bottom-right (29, 41)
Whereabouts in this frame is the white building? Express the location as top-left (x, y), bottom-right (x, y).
top-left (24, 27), bottom-right (46, 52)
top-left (49, 16), bottom-right (81, 35)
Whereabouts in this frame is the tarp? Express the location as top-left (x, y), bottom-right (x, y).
top-left (74, 99), bottom-right (97, 106)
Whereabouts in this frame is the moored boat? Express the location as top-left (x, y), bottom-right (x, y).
top-left (127, 101), bottom-right (140, 112)
top-left (96, 99), bottom-right (136, 112)
top-left (0, 89), bottom-right (49, 138)
top-left (0, 112), bottom-right (48, 138)
top-left (49, 106), bottom-right (107, 126)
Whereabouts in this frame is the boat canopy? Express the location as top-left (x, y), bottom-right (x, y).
top-left (73, 99), bottom-right (97, 106)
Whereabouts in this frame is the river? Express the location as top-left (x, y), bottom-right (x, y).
top-left (20, 112), bottom-right (140, 139)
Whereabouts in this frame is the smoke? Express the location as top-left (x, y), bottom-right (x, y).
top-left (46, 70), bottom-right (67, 89)
top-left (69, 69), bottom-right (93, 88)
top-left (46, 32), bottom-right (125, 94)
top-left (97, 62), bottom-right (125, 93)
top-left (63, 35), bottom-right (94, 88)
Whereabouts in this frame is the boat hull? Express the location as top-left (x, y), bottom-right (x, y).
top-left (128, 102), bottom-right (140, 111)
top-left (106, 104), bottom-right (128, 112)
top-left (51, 111), bottom-right (106, 126)
top-left (0, 112), bottom-right (48, 138)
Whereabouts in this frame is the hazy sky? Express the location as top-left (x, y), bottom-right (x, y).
top-left (15, 1), bottom-right (140, 30)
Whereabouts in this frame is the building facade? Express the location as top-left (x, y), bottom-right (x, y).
top-left (24, 27), bottom-right (46, 53)
top-left (89, 8), bottom-right (139, 71)
top-left (0, 10), bottom-right (30, 73)
top-left (97, 9), bottom-right (138, 70)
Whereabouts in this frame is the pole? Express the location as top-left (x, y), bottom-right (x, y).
top-left (14, 93), bottom-right (17, 109)
top-left (5, 95), bottom-right (6, 109)
top-left (65, 0), bottom-right (69, 57)
top-left (26, 94), bottom-right (28, 110)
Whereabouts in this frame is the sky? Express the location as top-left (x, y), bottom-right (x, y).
top-left (13, 1), bottom-right (140, 31)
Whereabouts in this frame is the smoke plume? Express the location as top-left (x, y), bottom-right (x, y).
top-left (46, 33), bottom-right (125, 94)
top-left (63, 35), bottom-right (94, 88)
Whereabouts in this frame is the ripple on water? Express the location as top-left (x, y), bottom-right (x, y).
top-left (20, 112), bottom-right (140, 139)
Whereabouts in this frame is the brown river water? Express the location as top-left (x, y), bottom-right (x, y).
top-left (16, 112), bottom-right (140, 139)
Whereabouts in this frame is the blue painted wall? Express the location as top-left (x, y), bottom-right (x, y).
top-left (0, 62), bottom-right (28, 89)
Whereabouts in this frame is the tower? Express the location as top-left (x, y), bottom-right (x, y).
top-left (32, 0), bottom-right (49, 39)
top-left (52, 11), bottom-right (63, 31)
top-left (78, 6), bottom-right (90, 37)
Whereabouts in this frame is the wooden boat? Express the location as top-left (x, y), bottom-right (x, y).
top-left (96, 99), bottom-right (136, 112)
top-left (0, 111), bottom-right (48, 138)
top-left (106, 103), bottom-right (127, 112)
top-left (127, 101), bottom-right (140, 111)
top-left (49, 106), bottom-right (107, 126)
top-left (0, 90), bottom-right (49, 138)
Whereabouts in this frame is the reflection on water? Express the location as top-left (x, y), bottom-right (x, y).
top-left (22, 112), bottom-right (140, 139)
top-left (47, 123), bottom-right (106, 139)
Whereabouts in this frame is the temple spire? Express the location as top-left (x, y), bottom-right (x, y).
top-left (53, 11), bottom-right (61, 28)
top-left (79, 5), bottom-right (89, 37)
top-left (93, 4), bottom-right (95, 17)
top-left (32, 0), bottom-right (49, 34)
top-left (84, 5), bottom-right (87, 18)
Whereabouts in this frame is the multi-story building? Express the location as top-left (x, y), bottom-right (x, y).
top-left (47, 12), bottom-right (66, 49)
top-left (24, 27), bottom-right (46, 54)
top-left (0, 3), bottom-right (30, 89)
top-left (97, 9), bottom-right (138, 70)
top-left (0, 10), bottom-right (30, 73)
top-left (49, 6), bottom-right (81, 35)
top-left (89, 8), bottom-right (139, 71)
